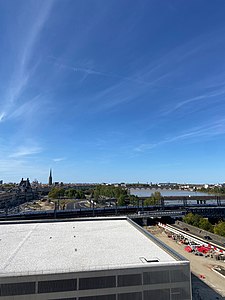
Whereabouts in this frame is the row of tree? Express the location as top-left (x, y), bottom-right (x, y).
top-left (48, 185), bottom-right (163, 207)
top-left (93, 185), bottom-right (141, 206)
top-left (200, 186), bottom-right (225, 195)
top-left (48, 188), bottom-right (85, 199)
top-left (93, 186), bottom-right (163, 206)
top-left (93, 185), bottom-right (127, 200)
top-left (183, 212), bottom-right (225, 237)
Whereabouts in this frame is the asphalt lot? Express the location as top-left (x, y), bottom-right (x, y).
top-left (147, 226), bottom-right (225, 300)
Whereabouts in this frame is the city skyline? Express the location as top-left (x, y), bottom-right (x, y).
top-left (1, 169), bottom-right (225, 185)
top-left (1, 1), bottom-right (225, 183)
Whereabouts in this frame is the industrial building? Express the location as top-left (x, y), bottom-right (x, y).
top-left (0, 217), bottom-right (191, 299)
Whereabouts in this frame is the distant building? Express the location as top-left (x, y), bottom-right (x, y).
top-left (0, 180), bottom-right (3, 185)
top-left (19, 178), bottom-right (31, 191)
top-left (0, 217), bottom-right (192, 299)
top-left (48, 169), bottom-right (53, 186)
top-left (158, 183), bottom-right (178, 187)
top-left (18, 178), bottom-right (36, 202)
top-left (0, 178), bottom-right (37, 209)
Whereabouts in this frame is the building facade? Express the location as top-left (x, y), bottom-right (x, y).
top-left (0, 178), bottom-right (37, 210)
top-left (0, 217), bottom-right (192, 300)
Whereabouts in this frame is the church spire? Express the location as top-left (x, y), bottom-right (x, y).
top-left (49, 169), bottom-right (53, 185)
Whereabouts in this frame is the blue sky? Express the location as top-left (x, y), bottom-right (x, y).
top-left (1, 0), bottom-right (225, 184)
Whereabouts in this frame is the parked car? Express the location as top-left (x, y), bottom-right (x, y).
top-left (194, 251), bottom-right (203, 256)
top-left (204, 235), bottom-right (212, 240)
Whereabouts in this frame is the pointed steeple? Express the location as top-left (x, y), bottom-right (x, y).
top-left (49, 169), bottom-right (53, 185)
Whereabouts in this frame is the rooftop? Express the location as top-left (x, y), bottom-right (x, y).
top-left (0, 217), bottom-right (182, 276)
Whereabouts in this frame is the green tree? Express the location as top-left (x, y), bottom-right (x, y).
top-left (183, 213), bottom-right (201, 227)
top-left (94, 188), bottom-right (100, 202)
top-left (48, 187), bottom-right (65, 199)
top-left (76, 190), bottom-right (85, 199)
top-left (129, 195), bottom-right (138, 206)
top-left (214, 221), bottom-right (225, 237)
top-left (118, 194), bottom-right (126, 206)
top-left (151, 191), bottom-right (161, 204)
top-left (144, 191), bottom-right (161, 206)
top-left (65, 189), bottom-right (76, 199)
top-left (93, 185), bottom-right (128, 200)
top-left (192, 214), bottom-right (201, 227)
top-left (144, 197), bottom-right (154, 206)
top-left (199, 218), bottom-right (213, 232)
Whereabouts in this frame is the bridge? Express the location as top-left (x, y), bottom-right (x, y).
top-left (128, 210), bottom-right (186, 219)
top-left (0, 204), bottom-right (225, 221)
top-left (136, 195), bottom-right (225, 207)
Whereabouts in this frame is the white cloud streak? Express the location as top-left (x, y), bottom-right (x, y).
top-left (53, 157), bottom-right (66, 162)
top-left (0, 112), bottom-right (5, 122)
top-left (47, 28), bottom-right (225, 117)
top-left (9, 146), bottom-right (42, 158)
top-left (1, 1), bottom-right (54, 122)
top-left (48, 57), bottom-right (170, 87)
top-left (135, 118), bottom-right (225, 152)
top-left (162, 87), bottom-right (225, 116)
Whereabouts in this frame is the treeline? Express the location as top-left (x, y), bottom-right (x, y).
top-left (183, 213), bottom-right (225, 237)
top-left (93, 186), bottom-right (163, 206)
top-left (126, 183), bottom-right (150, 188)
top-left (48, 187), bottom-right (85, 199)
top-left (94, 185), bottom-right (127, 199)
top-left (94, 185), bottom-right (128, 206)
top-left (200, 186), bottom-right (225, 195)
top-left (144, 191), bottom-right (161, 206)
top-left (93, 185), bottom-right (139, 206)
top-left (48, 185), bottom-right (164, 207)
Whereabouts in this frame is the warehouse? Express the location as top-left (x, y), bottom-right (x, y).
top-left (0, 217), bottom-right (191, 299)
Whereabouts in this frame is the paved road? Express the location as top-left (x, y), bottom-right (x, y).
top-left (192, 274), bottom-right (223, 300)
top-left (66, 200), bottom-right (90, 210)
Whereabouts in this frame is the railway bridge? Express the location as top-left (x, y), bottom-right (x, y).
top-left (136, 195), bottom-right (225, 208)
top-left (0, 204), bottom-right (225, 221)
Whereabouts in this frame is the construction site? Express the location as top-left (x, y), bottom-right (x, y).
top-left (147, 223), bottom-right (225, 300)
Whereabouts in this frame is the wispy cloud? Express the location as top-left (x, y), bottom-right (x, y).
top-left (134, 144), bottom-right (157, 152)
top-left (135, 118), bottom-right (225, 152)
top-left (8, 94), bottom-right (43, 121)
top-left (0, 159), bottom-right (29, 176)
top-left (138, 28), bottom-right (225, 81)
top-left (47, 27), bottom-right (225, 118)
top-left (162, 87), bottom-right (225, 116)
top-left (9, 146), bottom-right (42, 158)
top-left (53, 157), bottom-right (66, 162)
top-left (48, 56), bottom-right (173, 88)
top-left (1, 1), bottom-right (53, 122)
top-left (0, 112), bottom-right (5, 122)
top-left (0, 158), bottom-right (47, 182)
top-left (50, 28), bottom-right (223, 90)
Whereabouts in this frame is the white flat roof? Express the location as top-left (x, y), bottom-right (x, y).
top-left (0, 218), bottom-right (177, 276)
